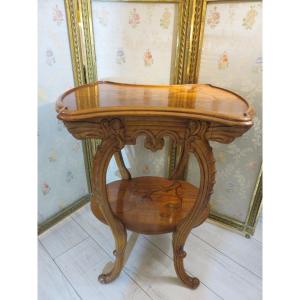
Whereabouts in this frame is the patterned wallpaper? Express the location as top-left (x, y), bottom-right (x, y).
top-left (186, 2), bottom-right (262, 222)
top-left (38, 0), bottom-right (88, 224)
top-left (91, 2), bottom-right (177, 177)
top-left (92, 2), bottom-right (177, 84)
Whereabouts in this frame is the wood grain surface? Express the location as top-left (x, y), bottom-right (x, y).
top-left (56, 81), bottom-right (253, 126)
top-left (91, 176), bottom-right (209, 234)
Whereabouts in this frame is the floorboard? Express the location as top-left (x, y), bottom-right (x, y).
top-left (38, 203), bottom-right (262, 300)
top-left (55, 238), bottom-right (151, 300)
top-left (73, 205), bottom-right (222, 300)
top-left (146, 233), bottom-right (261, 300)
top-left (38, 242), bottom-right (81, 300)
top-left (39, 216), bottom-right (89, 259)
top-left (192, 221), bottom-right (262, 277)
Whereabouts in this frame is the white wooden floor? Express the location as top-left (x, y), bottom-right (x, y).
top-left (38, 204), bottom-right (262, 300)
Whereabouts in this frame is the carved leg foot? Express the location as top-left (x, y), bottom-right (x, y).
top-left (98, 223), bottom-right (127, 284)
top-left (172, 232), bottom-right (200, 289)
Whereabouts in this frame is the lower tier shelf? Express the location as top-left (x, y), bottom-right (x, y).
top-left (91, 176), bottom-right (209, 234)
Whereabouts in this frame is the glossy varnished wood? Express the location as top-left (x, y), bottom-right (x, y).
top-left (56, 81), bottom-right (253, 126)
top-left (91, 176), bottom-right (209, 234)
top-left (57, 82), bottom-right (253, 289)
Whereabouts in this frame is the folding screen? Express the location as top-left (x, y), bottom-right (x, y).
top-left (38, 0), bottom-right (88, 231)
top-left (64, 0), bottom-right (262, 236)
top-left (186, 0), bottom-right (262, 236)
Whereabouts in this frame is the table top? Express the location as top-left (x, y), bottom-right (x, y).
top-left (56, 81), bottom-right (254, 126)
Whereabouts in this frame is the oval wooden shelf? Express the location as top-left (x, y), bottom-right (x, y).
top-left (91, 176), bottom-right (209, 234)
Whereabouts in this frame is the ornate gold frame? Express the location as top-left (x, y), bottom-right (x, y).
top-left (186, 0), bottom-right (261, 83)
top-left (65, 0), bottom-right (99, 192)
top-left (63, 0), bottom-right (262, 237)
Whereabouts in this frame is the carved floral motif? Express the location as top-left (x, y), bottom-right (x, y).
top-left (206, 122), bottom-right (251, 144)
top-left (97, 119), bottom-right (125, 149)
top-left (64, 118), bottom-right (250, 149)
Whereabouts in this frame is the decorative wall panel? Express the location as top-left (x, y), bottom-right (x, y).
top-left (92, 2), bottom-right (177, 84)
top-left (38, 0), bottom-right (88, 224)
top-left (91, 1), bottom-right (180, 177)
top-left (187, 1), bottom-right (262, 223)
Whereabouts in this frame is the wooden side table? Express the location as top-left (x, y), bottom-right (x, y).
top-left (56, 81), bottom-right (253, 289)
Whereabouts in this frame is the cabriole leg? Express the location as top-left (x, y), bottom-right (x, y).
top-left (172, 231), bottom-right (200, 289)
top-left (98, 211), bottom-right (127, 283)
top-left (172, 137), bottom-right (216, 289)
top-left (92, 138), bottom-right (128, 283)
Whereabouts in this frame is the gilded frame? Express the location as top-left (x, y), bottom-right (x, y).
top-left (63, 0), bottom-right (262, 237)
top-left (186, 0), bottom-right (262, 236)
top-left (64, 0), bottom-right (99, 192)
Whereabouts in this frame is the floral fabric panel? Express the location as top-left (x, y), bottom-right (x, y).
top-left (38, 0), bottom-right (74, 105)
top-left (38, 0), bottom-right (88, 224)
top-left (92, 2), bottom-right (176, 84)
top-left (186, 2), bottom-right (262, 222)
